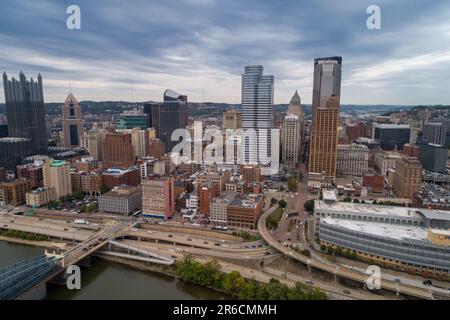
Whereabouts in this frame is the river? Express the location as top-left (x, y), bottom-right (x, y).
top-left (0, 241), bottom-right (228, 300)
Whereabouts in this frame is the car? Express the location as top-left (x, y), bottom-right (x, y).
top-left (214, 243), bottom-right (221, 246)
top-left (203, 241), bottom-right (208, 244)
top-left (168, 234), bottom-right (173, 238)
top-left (305, 280), bottom-right (314, 285)
top-left (343, 290), bottom-right (351, 294)
top-left (147, 231), bottom-right (152, 234)
top-left (423, 280), bottom-right (433, 286)
top-left (171, 255), bottom-right (177, 259)
top-left (264, 252), bottom-right (270, 256)
top-left (132, 228), bottom-right (138, 232)
top-left (3, 224), bottom-right (8, 228)
top-left (187, 238), bottom-right (192, 241)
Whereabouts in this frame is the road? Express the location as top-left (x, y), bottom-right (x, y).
top-left (258, 205), bottom-right (443, 300)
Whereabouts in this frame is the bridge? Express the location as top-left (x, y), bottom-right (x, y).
top-left (0, 220), bottom-right (173, 300)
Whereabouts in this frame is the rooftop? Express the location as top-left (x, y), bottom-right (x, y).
top-left (374, 123), bottom-right (410, 129)
top-left (50, 160), bottom-right (68, 167)
top-left (321, 217), bottom-right (428, 242)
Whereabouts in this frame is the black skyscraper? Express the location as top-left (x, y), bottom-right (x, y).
top-left (150, 89), bottom-right (188, 153)
top-left (3, 72), bottom-right (47, 154)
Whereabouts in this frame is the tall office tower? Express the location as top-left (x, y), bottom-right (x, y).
top-left (3, 72), bottom-right (47, 154)
top-left (102, 132), bottom-right (134, 168)
top-left (393, 156), bottom-right (422, 199)
top-left (422, 122), bottom-right (446, 145)
top-left (61, 93), bottom-right (83, 148)
top-left (241, 65), bottom-right (274, 163)
top-left (282, 114), bottom-right (300, 165)
top-left (42, 159), bottom-right (72, 198)
top-left (287, 90), bottom-right (304, 120)
top-left (223, 109), bottom-right (242, 129)
top-left (148, 90), bottom-right (188, 153)
top-left (308, 57), bottom-right (342, 182)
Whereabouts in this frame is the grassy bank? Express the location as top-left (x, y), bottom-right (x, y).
top-left (175, 255), bottom-right (327, 300)
top-left (0, 229), bottom-right (47, 241)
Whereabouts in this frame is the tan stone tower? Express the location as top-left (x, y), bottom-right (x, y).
top-left (62, 93), bottom-right (83, 148)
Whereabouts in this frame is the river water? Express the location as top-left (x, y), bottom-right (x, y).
top-left (0, 241), bottom-right (228, 300)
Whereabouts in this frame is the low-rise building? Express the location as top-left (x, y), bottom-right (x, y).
top-left (98, 185), bottom-right (142, 215)
top-left (374, 151), bottom-right (402, 176)
top-left (0, 179), bottom-right (32, 206)
top-left (210, 193), bottom-right (236, 226)
top-left (314, 197), bottom-right (450, 278)
top-left (26, 187), bottom-right (57, 207)
top-left (227, 193), bottom-right (263, 230)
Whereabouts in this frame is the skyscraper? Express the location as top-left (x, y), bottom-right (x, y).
top-left (149, 89), bottom-right (188, 153)
top-left (308, 57), bottom-right (342, 182)
top-left (287, 90), bottom-right (303, 119)
top-left (282, 114), bottom-right (300, 165)
top-left (241, 65), bottom-right (274, 163)
top-left (3, 72), bottom-right (47, 154)
top-left (62, 93), bottom-right (84, 148)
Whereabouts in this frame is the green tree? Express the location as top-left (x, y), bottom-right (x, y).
top-left (278, 199), bottom-right (287, 208)
top-left (270, 198), bottom-right (278, 205)
top-left (287, 178), bottom-right (298, 192)
top-left (343, 196), bottom-right (352, 202)
top-left (303, 199), bottom-right (314, 212)
top-left (353, 199), bottom-right (360, 203)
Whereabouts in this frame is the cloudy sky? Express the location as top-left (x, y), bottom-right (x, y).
top-left (1, 0), bottom-right (449, 105)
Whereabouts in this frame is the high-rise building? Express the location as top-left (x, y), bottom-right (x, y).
top-left (62, 93), bottom-right (83, 148)
top-left (419, 143), bottom-right (448, 173)
top-left (102, 132), bottom-right (134, 168)
top-left (129, 128), bottom-right (149, 158)
top-left (287, 90), bottom-right (303, 120)
top-left (149, 90), bottom-right (188, 153)
top-left (393, 157), bottom-right (422, 199)
top-left (223, 109), bottom-right (242, 130)
top-left (42, 159), bottom-right (72, 199)
top-left (372, 124), bottom-right (410, 150)
top-left (142, 176), bottom-right (175, 219)
top-left (309, 96), bottom-right (340, 181)
top-left (422, 122), bottom-right (446, 145)
top-left (3, 72), bottom-right (47, 154)
top-left (0, 137), bottom-right (33, 170)
top-left (241, 65), bottom-right (274, 163)
top-left (282, 114), bottom-right (300, 165)
top-left (308, 57), bottom-right (342, 182)
top-left (86, 129), bottom-right (104, 161)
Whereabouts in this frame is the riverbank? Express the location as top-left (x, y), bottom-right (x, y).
top-left (0, 235), bottom-right (67, 250)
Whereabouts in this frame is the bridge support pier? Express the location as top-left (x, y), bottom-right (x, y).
top-left (78, 256), bottom-right (91, 268)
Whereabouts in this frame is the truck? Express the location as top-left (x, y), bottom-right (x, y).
top-left (74, 219), bottom-right (90, 225)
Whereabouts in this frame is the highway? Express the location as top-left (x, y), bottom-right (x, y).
top-left (258, 205), bottom-right (449, 300)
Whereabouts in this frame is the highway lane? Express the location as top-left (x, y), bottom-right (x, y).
top-left (258, 205), bottom-right (440, 300)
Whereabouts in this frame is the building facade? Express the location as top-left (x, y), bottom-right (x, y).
top-left (99, 185), bottom-right (142, 215)
top-left (42, 159), bottom-right (72, 199)
top-left (241, 65), bottom-right (274, 163)
top-left (142, 176), bottom-right (175, 219)
top-left (223, 109), bottom-right (242, 130)
top-left (282, 114), bottom-right (300, 165)
top-left (336, 144), bottom-right (369, 176)
top-left (62, 93), bottom-right (83, 148)
top-left (373, 124), bottom-right (410, 150)
top-left (26, 186), bottom-right (56, 207)
top-left (2, 72), bottom-right (47, 154)
top-left (393, 157), bottom-right (422, 199)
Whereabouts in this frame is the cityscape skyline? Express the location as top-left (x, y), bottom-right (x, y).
top-left (0, 0), bottom-right (450, 105)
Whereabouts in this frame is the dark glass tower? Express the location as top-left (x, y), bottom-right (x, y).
top-left (151, 89), bottom-right (188, 153)
top-left (3, 72), bottom-right (48, 154)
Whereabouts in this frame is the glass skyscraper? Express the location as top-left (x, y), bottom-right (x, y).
top-left (3, 72), bottom-right (47, 154)
top-left (149, 89), bottom-right (188, 153)
top-left (241, 65), bottom-right (274, 164)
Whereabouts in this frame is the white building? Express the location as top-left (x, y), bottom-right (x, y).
top-left (374, 151), bottom-right (402, 177)
top-left (336, 144), bottom-right (369, 176)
